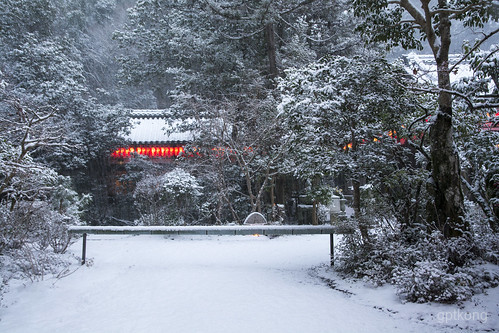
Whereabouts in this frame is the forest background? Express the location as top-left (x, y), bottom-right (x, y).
top-left (0, 0), bottom-right (498, 304)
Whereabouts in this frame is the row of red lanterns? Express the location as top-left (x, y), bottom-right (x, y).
top-left (111, 146), bottom-right (257, 158)
top-left (111, 146), bottom-right (184, 158)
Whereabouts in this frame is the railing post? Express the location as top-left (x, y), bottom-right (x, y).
top-left (81, 233), bottom-right (87, 265)
top-left (330, 233), bottom-right (334, 266)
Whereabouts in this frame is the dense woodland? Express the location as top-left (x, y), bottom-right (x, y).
top-left (1, 0), bottom-right (498, 303)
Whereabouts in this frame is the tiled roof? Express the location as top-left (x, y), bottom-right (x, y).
top-left (125, 110), bottom-right (193, 144)
top-left (129, 109), bottom-right (167, 119)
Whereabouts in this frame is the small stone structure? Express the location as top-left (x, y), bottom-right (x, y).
top-left (329, 194), bottom-right (347, 224)
top-left (243, 212), bottom-right (267, 225)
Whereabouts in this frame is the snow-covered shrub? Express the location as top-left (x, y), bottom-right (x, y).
top-left (474, 232), bottom-right (499, 265)
top-left (0, 203), bottom-right (75, 284)
top-left (1, 195), bottom-right (87, 255)
top-left (31, 202), bottom-right (75, 254)
top-left (133, 175), bottom-right (167, 225)
top-left (392, 260), bottom-right (474, 303)
top-left (0, 204), bottom-right (24, 252)
top-left (335, 229), bottom-right (434, 286)
top-left (1, 137), bottom-right (89, 252)
top-left (393, 260), bottom-right (499, 303)
top-left (336, 227), bottom-right (499, 303)
top-left (133, 168), bottom-right (202, 225)
top-left (0, 164), bottom-right (88, 289)
top-left (2, 244), bottom-right (71, 282)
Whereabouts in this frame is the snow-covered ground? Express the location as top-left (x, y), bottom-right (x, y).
top-left (0, 234), bottom-right (497, 333)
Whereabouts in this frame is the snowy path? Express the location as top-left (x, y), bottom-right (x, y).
top-left (0, 235), bottom-right (496, 332)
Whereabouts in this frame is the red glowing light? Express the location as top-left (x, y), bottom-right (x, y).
top-left (111, 145), bottom-right (186, 159)
top-left (111, 145), bottom-right (255, 159)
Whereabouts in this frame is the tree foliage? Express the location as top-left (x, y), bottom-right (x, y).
top-left (352, 0), bottom-right (498, 238)
top-left (279, 53), bottom-right (421, 241)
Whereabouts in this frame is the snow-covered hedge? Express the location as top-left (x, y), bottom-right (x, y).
top-left (133, 168), bottom-right (202, 225)
top-left (392, 260), bottom-right (499, 303)
top-left (0, 170), bottom-right (89, 302)
top-left (336, 228), bottom-right (499, 303)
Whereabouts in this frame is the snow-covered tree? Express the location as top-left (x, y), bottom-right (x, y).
top-left (114, 0), bottom-right (355, 107)
top-left (133, 168), bottom-right (202, 225)
top-left (452, 43), bottom-right (499, 232)
top-left (352, 0), bottom-right (498, 237)
top-left (0, 0), bottom-right (138, 226)
top-left (279, 53), bottom-right (418, 242)
top-left (0, 95), bottom-right (89, 255)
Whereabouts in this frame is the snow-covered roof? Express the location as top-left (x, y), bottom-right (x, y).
top-left (130, 109), bottom-right (167, 119)
top-left (402, 52), bottom-right (473, 84)
top-left (125, 109), bottom-right (193, 144)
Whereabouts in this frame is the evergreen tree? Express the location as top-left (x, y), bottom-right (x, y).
top-left (352, 0), bottom-right (498, 237)
top-left (279, 53), bottom-right (419, 242)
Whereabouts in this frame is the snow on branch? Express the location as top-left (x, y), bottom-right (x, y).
top-left (395, 80), bottom-right (499, 111)
top-left (430, 3), bottom-right (484, 17)
top-left (449, 28), bottom-right (499, 73)
top-left (219, 27), bottom-right (265, 40)
top-left (399, 0), bottom-right (427, 29)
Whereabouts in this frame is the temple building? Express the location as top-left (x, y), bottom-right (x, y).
top-left (111, 109), bottom-right (192, 161)
top-left (106, 109), bottom-right (345, 225)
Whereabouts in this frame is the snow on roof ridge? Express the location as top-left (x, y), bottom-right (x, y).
top-left (125, 110), bottom-right (193, 143)
top-left (130, 109), bottom-right (169, 119)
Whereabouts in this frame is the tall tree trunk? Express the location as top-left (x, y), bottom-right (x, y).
top-left (312, 200), bottom-right (318, 225)
top-left (486, 170), bottom-right (499, 232)
top-left (350, 129), bottom-right (369, 243)
top-left (256, 182), bottom-right (262, 213)
top-left (270, 176), bottom-right (275, 206)
top-left (265, 23), bottom-right (278, 79)
top-left (352, 179), bottom-right (369, 243)
top-left (426, 2), bottom-right (469, 237)
top-left (311, 175), bottom-right (321, 225)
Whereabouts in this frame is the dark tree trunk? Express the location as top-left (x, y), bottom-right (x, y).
top-left (426, 2), bottom-right (469, 237)
top-left (312, 200), bottom-right (318, 225)
top-left (486, 170), bottom-right (499, 232)
top-left (352, 179), bottom-right (369, 243)
top-left (265, 23), bottom-right (278, 79)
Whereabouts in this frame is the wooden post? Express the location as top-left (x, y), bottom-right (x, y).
top-left (330, 233), bottom-right (334, 266)
top-left (81, 233), bottom-right (87, 265)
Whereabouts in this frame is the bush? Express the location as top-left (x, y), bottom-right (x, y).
top-left (335, 227), bottom-right (499, 303)
top-left (393, 261), bottom-right (499, 303)
top-left (0, 173), bottom-right (89, 306)
top-left (392, 260), bottom-right (474, 303)
top-left (133, 168), bottom-right (202, 225)
top-left (1, 244), bottom-right (71, 283)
